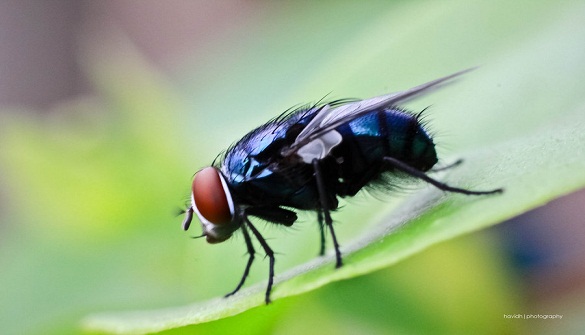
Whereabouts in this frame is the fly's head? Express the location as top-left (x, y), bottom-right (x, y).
top-left (182, 167), bottom-right (240, 244)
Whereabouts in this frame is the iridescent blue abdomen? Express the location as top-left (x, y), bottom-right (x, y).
top-left (331, 108), bottom-right (437, 196)
top-left (341, 109), bottom-right (436, 168)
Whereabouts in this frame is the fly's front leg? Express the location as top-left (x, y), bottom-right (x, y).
top-left (244, 217), bottom-right (275, 304)
top-left (225, 221), bottom-right (255, 298)
top-left (312, 159), bottom-right (343, 268)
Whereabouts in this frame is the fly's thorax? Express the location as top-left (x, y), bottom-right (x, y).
top-left (190, 167), bottom-right (240, 243)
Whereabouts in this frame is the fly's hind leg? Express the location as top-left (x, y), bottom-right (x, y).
top-left (383, 156), bottom-right (503, 195)
top-left (429, 159), bottom-right (463, 173)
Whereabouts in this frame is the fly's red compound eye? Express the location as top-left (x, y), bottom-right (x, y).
top-left (192, 167), bottom-right (234, 225)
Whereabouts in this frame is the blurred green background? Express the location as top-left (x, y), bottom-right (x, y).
top-left (1, 1), bottom-right (585, 334)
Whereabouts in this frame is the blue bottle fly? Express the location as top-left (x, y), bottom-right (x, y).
top-left (181, 69), bottom-right (502, 304)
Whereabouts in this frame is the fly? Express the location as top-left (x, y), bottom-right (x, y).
top-left (182, 68), bottom-right (503, 304)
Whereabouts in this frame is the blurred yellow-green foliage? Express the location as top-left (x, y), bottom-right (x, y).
top-left (1, 1), bottom-right (585, 334)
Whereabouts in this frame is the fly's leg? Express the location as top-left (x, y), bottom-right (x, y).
top-left (312, 159), bottom-right (343, 268)
top-left (225, 222), bottom-right (255, 298)
top-left (429, 159), bottom-right (463, 173)
top-left (245, 217), bottom-right (275, 304)
top-left (317, 209), bottom-right (325, 256)
top-left (383, 157), bottom-right (503, 195)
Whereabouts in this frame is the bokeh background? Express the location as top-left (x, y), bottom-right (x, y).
top-left (1, 1), bottom-right (584, 334)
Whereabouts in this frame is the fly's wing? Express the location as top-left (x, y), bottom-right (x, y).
top-left (281, 68), bottom-right (475, 163)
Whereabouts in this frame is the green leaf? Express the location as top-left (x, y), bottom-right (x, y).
top-left (82, 109), bottom-right (585, 334)
top-left (82, 2), bottom-right (585, 333)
